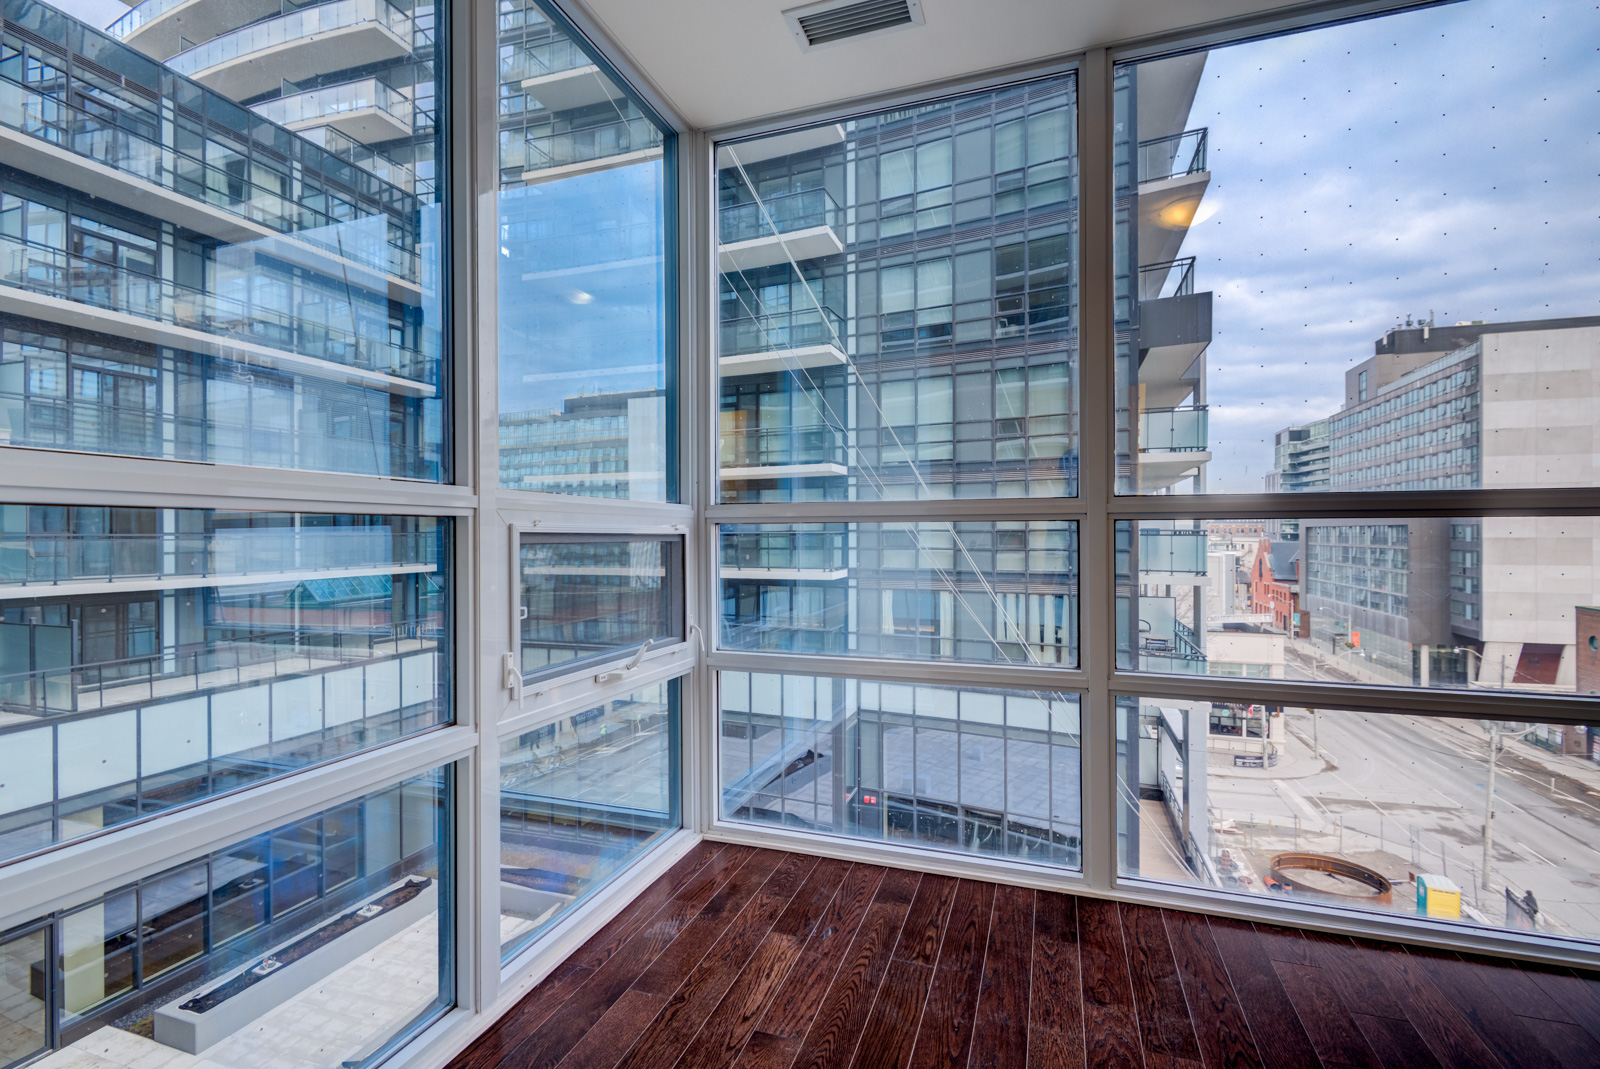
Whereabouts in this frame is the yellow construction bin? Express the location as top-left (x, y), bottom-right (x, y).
top-left (1417, 874), bottom-right (1462, 919)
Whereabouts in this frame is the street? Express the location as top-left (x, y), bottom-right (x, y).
top-left (1205, 707), bottom-right (1600, 939)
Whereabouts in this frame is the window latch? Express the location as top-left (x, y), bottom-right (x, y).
top-left (595, 638), bottom-right (652, 686)
top-left (503, 651), bottom-right (523, 703)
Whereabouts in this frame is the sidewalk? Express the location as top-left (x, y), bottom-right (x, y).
top-left (1207, 721), bottom-right (1327, 781)
top-left (1411, 714), bottom-right (1600, 796)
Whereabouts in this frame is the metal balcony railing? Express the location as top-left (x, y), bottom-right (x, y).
top-left (0, 74), bottom-right (419, 280)
top-left (719, 188), bottom-right (843, 245)
top-left (720, 307), bottom-right (845, 357)
top-left (1138, 257), bottom-right (1195, 301)
top-left (520, 116), bottom-right (663, 172)
top-left (1137, 127), bottom-right (1208, 184)
top-left (0, 234), bottom-right (434, 381)
top-left (1139, 406), bottom-right (1208, 452)
top-left (719, 425), bottom-right (846, 471)
top-left (168, 0), bottom-right (412, 81)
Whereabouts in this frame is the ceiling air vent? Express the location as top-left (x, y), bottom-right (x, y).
top-left (784, 0), bottom-right (924, 51)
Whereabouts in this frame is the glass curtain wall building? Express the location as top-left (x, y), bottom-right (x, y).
top-left (5, 0), bottom-right (1600, 1067)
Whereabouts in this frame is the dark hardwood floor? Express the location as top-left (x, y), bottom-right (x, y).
top-left (450, 843), bottom-right (1600, 1069)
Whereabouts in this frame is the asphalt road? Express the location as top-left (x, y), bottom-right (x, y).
top-left (1208, 705), bottom-right (1600, 939)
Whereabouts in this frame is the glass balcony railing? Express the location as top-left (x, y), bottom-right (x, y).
top-left (1140, 405), bottom-right (1208, 452)
top-left (0, 75), bottom-right (419, 280)
top-left (719, 188), bottom-right (843, 245)
top-left (168, 0), bottom-right (412, 81)
top-left (252, 77), bottom-right (412, 132)
top-left (721, 530), bottom-right (848, 572)
top-left (518, 116), bottom-right (663, 172)
top-left (0, 234), bottom-right (433, 382)
top-left (719, 425), bottom-right (846, 471)
top-left (720, 307), bottom-right (845, 357)
top-left (1138, 256), bottom-right (1195, 301)
top-left (106, 0), bottom-right (193, 40)
top-left (1137, 127), bottom-right (1208, 183)
top-left (1141, 620), bottom-right (1207, 673)
top-left (0, 527), bottom-right (436, 588)
top-left (500, 37), bottom-right (594, 84)
top-left (296, 123), bottom-right (418, 193)
top-left (1136, 528), bottom-right (1208, 574)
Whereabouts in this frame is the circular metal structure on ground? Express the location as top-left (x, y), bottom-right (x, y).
top-left (1268, 852), bottom-right (1393, 903)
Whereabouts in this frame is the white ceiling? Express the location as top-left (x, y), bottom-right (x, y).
top-left (576, 0), bottom-right (1307, 131)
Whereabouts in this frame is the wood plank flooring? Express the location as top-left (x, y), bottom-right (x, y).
top-left (450, 844), bottom-right (1600, 1069)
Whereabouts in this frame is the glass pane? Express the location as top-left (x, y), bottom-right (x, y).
top-left (496, 0), bottom-right (671, 499)
top-left (719, 672), bottom-right (1081, 868)
top-left (1118, 516), bottom-right (1600, 697)
top-left (1113, 0), bottom-right (1600, 494)
top-left (519, 536), bottom-right (683, 679)
top-left (27, 769), bottom-right (451, 1063)
top-left (1118, 698), bottom-right (1600, 943)
top-left (0, 0), bottom-right (446, 479)
top-left (717, 75), bottom-right (1078, 503)
top-left (0, 506), bottom-right (451, 863)
top-left (500, 680), bottom-right (679, 960)
top-left (719, 521), bottom-right (1078, 666)
top-left (0, 924), bottom-right (48, 1068)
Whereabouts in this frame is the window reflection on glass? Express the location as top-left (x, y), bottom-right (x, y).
top-left (1117, 698), bottom-right (1600, 944)
top-left (496, 0), bottom-right (672, 499)
top-left (719, 521), bottom-right (1077, 665)
top-left (1117, 516), bottom-right (1600, 697)
top-left (518, 536), bottom-right (684, 680)
top-left (719, 672), bottom-right (1081, 868)
top-left (499, 680), bottom-right (680, 960)
top-left (1113, 0), bottom-right (1600, 495)
top-left (717, 74), bottom-right (1078, 503)
top-left (0, 506), bottom-right (451, 863)
top-left (15, 770), bottom-right (452, 1064)
top-left (0, 0), bottom-right (447, 478)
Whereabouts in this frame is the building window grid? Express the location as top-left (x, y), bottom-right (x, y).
top-left (4, 6), bottom-right (1600, 1069)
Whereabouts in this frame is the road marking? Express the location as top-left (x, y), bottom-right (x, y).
top-left (1274, 779), bottom-right (1325, 828)
top-left (1513, 841), bottom-right (1553, 866)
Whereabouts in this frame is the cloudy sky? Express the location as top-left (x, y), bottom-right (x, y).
top-left (1166, 0), bottom-right (1600, 491)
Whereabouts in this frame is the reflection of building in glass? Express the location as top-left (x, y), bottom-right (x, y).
top-left (719, 674), bottom-right (1081, 867)
top-left (0, 0), bottom-right (444, 479)
top-left (0, 507), bottom-right (449, 864)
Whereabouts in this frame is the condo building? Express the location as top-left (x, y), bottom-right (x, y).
top-left (1, 0), bottom-right (1598, 1066)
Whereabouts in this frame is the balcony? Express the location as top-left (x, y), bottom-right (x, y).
top-left (296, 123), bottom-right (418, 194)
top-left (1136, 405), bottom-right (1211, 491)
top-left (1133, 127), bottom-right (1211, 268)
top-left (0, 527), bottom-right (436, 595)
top-left (0, 72), bottom-right (420, 290)
top-left (720, 530), bottom-right (849, 581)
top-left (1135, 527), bottom-right (1208, 576)
top-left (1138, 597), bottom-right (1207, 674)
top-left (107, 0), bottom-right (280, 61)
top-left (518, 117), bottom-right (665, 183)
top-left (252, 78), bottom-right (413, 145)
top-left (720, 307), bottom-right (847, 376)
top-left (167, 0), bottom-right (414, 102)
top-left (718, 189), bottom-right (845, 273)
top-left (718, 425), bottom-right (848, 484)
top-left (1138, 256), bottom-right (1195, 301)
top-left (717, 124), bottom-right (846, 168)
top-left (0, 234), bottom-right (436, 395)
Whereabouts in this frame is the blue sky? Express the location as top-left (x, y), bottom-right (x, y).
top-left (1171, 0), bottom-right (1600, 491)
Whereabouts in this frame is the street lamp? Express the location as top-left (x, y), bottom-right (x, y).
top-left (1452, 645), bottom-right (1482, 686)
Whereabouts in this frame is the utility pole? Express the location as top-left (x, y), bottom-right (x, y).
top-left (1482, 722), bottom-right (1499, 890)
